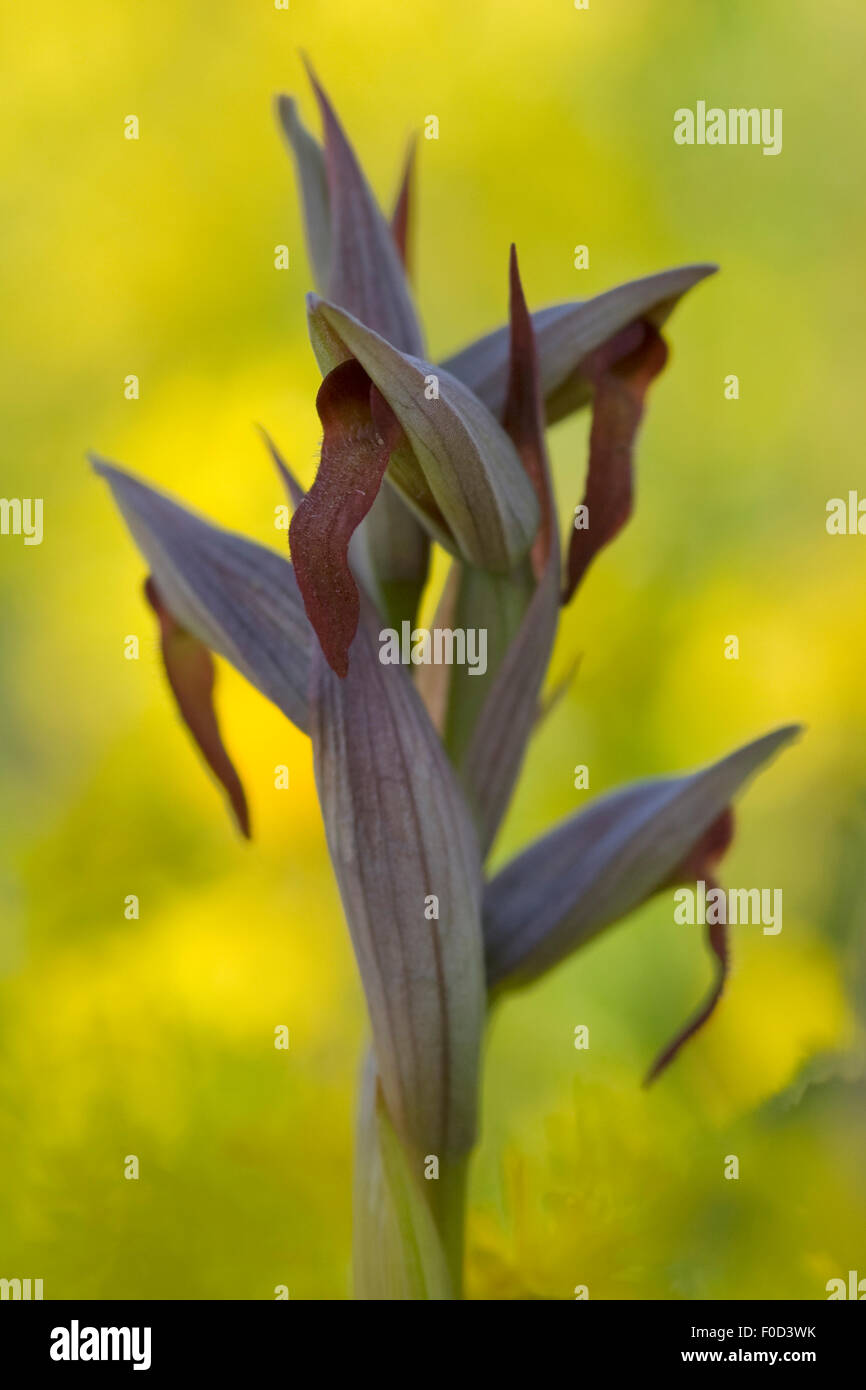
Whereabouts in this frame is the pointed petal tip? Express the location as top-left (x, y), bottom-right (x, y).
top-left (400, 133), bottom-right (418, 169)
top-left (254, 420), bottom-right (277, 452)
top-left (507, 245), bottom-right (528, 313)
top-left (256, 424), bottom-right (305, 510)
top-left (306, 293), bottom-right (372, 343)
top-left (614, 261), bottom-right (719, 300)
top-left (274, 92), bottom-right (297, 129)
top-left (88, 450), bottom-right (112, 476)
top-left (89, 455), bottom-right (166, 504)
top-left (782, 719), bottom-right (805, 737)
top-left (507, 244), bottom-right (523, 300)
top-left (307, 290), bottom-right (344, 319)
top-left (89, 453), bottom-right (150, 490)
top-left (680, 261), bottom-right (719, 286)
top-left (629, 261), bottom-right (719, 306)
top-left (300, 53), bottom-right (327, 106)
top-left (755, 721), bottom-right (804, 753)
top-left (391, 136), bottom-right (418, 269)
top-left (89, 453), bottom-right (134, 490)
top-left (662, 260), bottom-right (718, 282)
top-left (642, 1056), bottom-right (668, 1088)
top-left (779, 720), bottom-right (805, 740)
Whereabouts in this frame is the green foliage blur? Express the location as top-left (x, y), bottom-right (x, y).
top-left (1, 0), bottom-right (865, 1299)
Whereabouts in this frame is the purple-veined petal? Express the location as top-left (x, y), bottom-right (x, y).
top-left (442, 263), bottom-right (716, 424)
top-left (438, 562), bottom-right (536, 768)
top-left (91, 456), bottom-right (312, 732)
top-left (306, 295), bottom-right (540, 575)
top-left (447, 249), bottom-right (561, 855)
top-left (483, 726), bottom-right (801, 990)
top-left (274, 94), bottom-right (332, 290)
top-left (300, 62), bottom-right (424, 356)
top-left (460, 566), bottom-right (559, 857)
top-left (501, 246), bottom-right (556, 577)
top-left (276, 113), bottom-right (432, 649)
top-left (413, 241), bottom-right (552, 745)
top-left (309, 600), bottom-right (486, 1158)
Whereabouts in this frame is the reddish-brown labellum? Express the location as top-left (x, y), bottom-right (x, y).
top-left (144, 576), bottom-right (250, 838)
top-left (289, 359), bottom-right (405, 677)
top-left (563, 321), bottom-right (669, 603)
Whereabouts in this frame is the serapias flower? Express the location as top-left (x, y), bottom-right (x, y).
top-left (90, 63), bottom-right (801, 1299)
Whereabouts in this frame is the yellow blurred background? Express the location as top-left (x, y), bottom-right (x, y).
top-left (1, 0), bottom-right (865, 1298)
